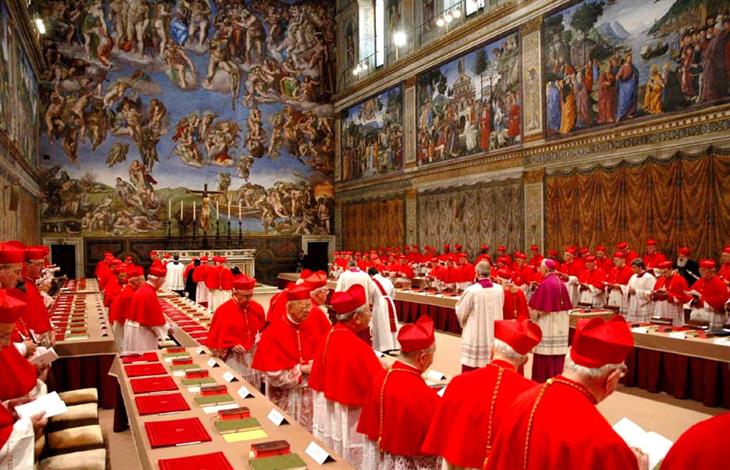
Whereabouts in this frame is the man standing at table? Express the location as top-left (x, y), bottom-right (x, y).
top-left (496, 268), bottom-right (528, 320)
top-left (651, 261), bottom-right (689, 326)
top-left (335, 260), bottom-right (379, 343)
top-left (358, 316), bottom-right (440, 470)
top-left (528, 244), bottom-right (543, 269)
top-left (642, 239), bottom-right (666, 271)
top-left (577, 255), bottom-right (607, 307)
top-left (110, 265), bottom-right (144, 350)
top-left (606, 252), bottom-right (633, 309)
top-left (368, 267), bottom-right (399, 353)
top-left (17, 245), bottom-right (54, 347)
top-left (688, 260), bottom-right (729, 331)
top-left (252, 284), bottom-right (326, 431)
top-left (302, 271), bottom-right (333, 335)
top-left (719, 246), bottom-right (730, 285)
top-left (206, 274), bottom-right (266, 388)
top-left (206, 256), bottom-right (233, 312)
top-left (103, 261), bottom-right (127, 309)
top-left (309, 284), bottom-right (383, 467)
top-left (192, 256), bottom-right (210, 307)
top-left (528, 258), bottom-right (572, 383)
top-left (616, 241), bottom-right (639, 262)
top-left (422, 319), bottom-right (541, 469)
top-left (675, 247), bottom-right (700, 287)
top-left (149, 250), bottom-right (163, 272)
top-left (455, 261), bottom-right (504, 373)
top-left (623, 259), bottom-right (656, 323)
top-left (0, 291), bottom-right (47, 470)
top-left (486, 316), bottom-right (646, 470)
top-left (123, 264), bottom-right (170, 352)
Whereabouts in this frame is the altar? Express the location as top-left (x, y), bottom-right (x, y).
top-left (162, 249), bottom-right (256, 277)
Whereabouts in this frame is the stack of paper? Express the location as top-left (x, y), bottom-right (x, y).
top-left (613, 417), bottom-right (673, 470)
top-left (15, 392), bottom-right (68, 420)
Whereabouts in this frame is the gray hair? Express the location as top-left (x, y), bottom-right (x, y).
top-left (475, 261), bottom-right (491, 276)
top-left (335, 303), bottom-right (368, 322)
top-left (563, 350), bottom-right (622, 379)
top-left (493, 338), bottom-right (527, 363)
top-left (348, 260), bottom-right (358, 268)
top-left (631, 258), bottom-right (645, 269)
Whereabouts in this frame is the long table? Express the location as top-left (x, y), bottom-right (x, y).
top-left (110, 348), bottom-right (354, 470)
top-left (48, 280), bottom-right (119, 409)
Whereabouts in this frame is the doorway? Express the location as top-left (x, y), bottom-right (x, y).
top-left (51, 244), bottom-right (76, 279)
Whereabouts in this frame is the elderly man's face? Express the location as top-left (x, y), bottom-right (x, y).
top-left (287, 299), bottom-right (311, 323)
top-left (0, 322), bottom-right (13, 348)
top-left (699, 267), bottom-right (714, 280)
top-left (0, 264), bottom-right (21, 288)
top-left (614, 258), bottom-right (625, 267)
top-left (25, 260), bottom-right (44, 280)
top-left (233, 289), bottom-right (253, 306)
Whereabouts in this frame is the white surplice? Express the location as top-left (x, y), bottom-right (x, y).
top-left (335, 269), bottom-right (379, 305)
top-left (0, 417), bottom-right (34, 470)
top-left (370, 273), bottom-right (400, 352)
top-left (262, 365), bottom-right (314, 432)
top-left (455, 281), bottom-right (504, 368)
top-left (122, 321), bottom-right (168, 352)
top-left (622, 273), bottom-right (657, 322)
top-left (208, 289), bottom-right (232, 313)
top-left (362, 439), bottom-right (441, 470)
top-left (195, 281), bottom-right (210, 304)
top-left (163, 262), bottom-right (186, 291)
top-left (312, 391), bottom-right (366, 468)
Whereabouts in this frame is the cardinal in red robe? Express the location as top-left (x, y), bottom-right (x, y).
top-left (148, 250), bottom-right (163, 272)
top-left (528, 245), bottom-right (544, 269)
top-left (719, 246), bottom-right (730, 285)
top-left (358, 316), bottom-right (440, 470)
top-left (302, 271), bottom-right (333, 335)
top-left (109, 265), bottom-right (144, 350)
top-left (422, 319), bottom-right (541, 469)
top-left (309, 284), bottom-right (384, 467)
top-left (690, 259), bottom-right (729, 330)
top-left (103, 262), bottom-right (127, 308)
top-left (605, 252), bottom-right (634, 309)
top-left (642, 239), bottom-right (667, 270)
top-left (122, 264), bottom-right (169, 352)
top-left (496, 268), bottom-right (528, 320)
top-left (0, 290), bottom-right (40, 402)
top-left (192, 257), bottom-right (209, 306)
top-left (252, 284), bottom-right (326, 432)
top-left (95, 252), bottom-right (114, 290)
top-left (206, 274), bottom-right (266, 387)
top-left (485, 316), bottom-right (641, 470)
top-left (660, 412), bottom-right (730, 469)
top-left (15, 245), bottom-right (53, 347)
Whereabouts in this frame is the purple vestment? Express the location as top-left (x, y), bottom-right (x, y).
top-left (528, 273), bottom-right (573, 312)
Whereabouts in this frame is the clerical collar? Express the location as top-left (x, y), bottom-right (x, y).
top-left (549, 375), bottom-right (598, 404)
top-left (391, 360), bottom-right (421, 375)
top-left (489, 359), bottom-right (516, 371)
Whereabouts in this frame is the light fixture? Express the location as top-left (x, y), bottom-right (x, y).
top-left (393, 31), bottom-right (407, 48)
top-left (352, 66), bottom-right (360, 76)
top-left (34, 18), bottom-right (45, 35)
top-left (452, 8), bottom-right (462, 19)
top-left (444, 12), bottom-right (453, 23)
top-left (436, 17), bottom-right (445, 27)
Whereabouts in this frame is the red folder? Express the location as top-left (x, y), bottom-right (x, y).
top-left (144, 417), bottom-right (211, 448)
top-left (130, 376), bottom-right (178, 394)
top-left (124, 363), bottom-right (167, 377)
top-left (135, 393), bottom-right (190, 415)
top-left (122, 352), bottom-right (159, 364)
top-left (188, 331), bottom-right (208, 339)
top-left (158, 451), bottom-right (233, 470)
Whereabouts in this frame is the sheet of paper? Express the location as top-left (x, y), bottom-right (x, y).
top-left (30, 347), bottom-right (59, 368)
top-left (201, 403), bottom-right (239, 415)
top-left (613, 417), bottom-right (672, 470)
top-left (15, 392), bottom-right (68, 420)
top-left (222, 429), bottom-right (268, 443)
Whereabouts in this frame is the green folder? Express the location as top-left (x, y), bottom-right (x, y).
top-left (249, 454), bottom-right (307, 470)
top-left (214, 417), bottom-right (261, 434)
top-left (193, 393), bottom-right (234, 406)
top-left (181, 377), bottom-right (216, 387)
top-left (162, 351), bottom-right (192, 358)
top-left (170, 363), bottom-right (198, 371)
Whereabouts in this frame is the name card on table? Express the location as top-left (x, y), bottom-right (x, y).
top-left (222, 371), bottom-right (238, 383)
top-left (196, 346), bottom-right (207, 355)
top-left (207, 358), bottom-right (219, 368)
top-left (305, 441), bottom-right (334, 464)
top-left (668, 332), bottom-right (686, 339)
top-left (437, 386), bottom-right (447, 398)
top-left (426, 370), bottom-right (447, 381)
top-left (237, 386), bottom-right (253, 399)
top-left (373, 349), bottom-right (384, 358)
top-left (267, 408), bottom-right (288, 426)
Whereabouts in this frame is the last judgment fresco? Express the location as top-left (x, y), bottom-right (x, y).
top-left (38, 0), bottom-right (335, 237)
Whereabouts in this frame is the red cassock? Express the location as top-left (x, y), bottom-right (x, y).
top-left (307, 305), bottom-right (332, 336)
top-left (103, 277), bottom-right (122, 308)
top-left (691, 275), bottom-right (729, 312)
top-left (660, 413), bottom-right (730, 470)
top-left (128, 283), bottom-right (165, 327)
top-left (442, 266), bottom-right (460, 284)
top-left (561, 260), bottom-right (584, 277)
top-left (0, 404), bottom-right (14, 449)
top-left (503, 289), bottom-right (529, 320)
top-left (625, 250), bottom-right (640, 262)
top-left (458, 263), bottom-right (475, 283)
top-left (309, 323), bottom-right (383, 407)
top-left (357, 361), bottom-right (438, 456)
top-left (266, 289), bottom-right (288, 322)
top-left (528, 255), bottom-right (544, 268)
top-left (485, 376), bottom-right (638, 470)
top-left (109, 284), bottom-right (135, 327)
top-left (205, 266), bottom-right (233, 290)
top-left (150, 259), bottom-right (164, 272)
top-left (192, 264), bottom-right (208, 283)
top-left (475, 254), bottom-right (493, 266)
top-left (719, 262), bottom-right (730, 284)
top-left (13, 281), bottom-right (51, 334)
top-left (397, 264), bottom-right (415, 279)
top-left (251, 314), bottom-right (326, 372)
top-left (422, 360), bottom-right (536, 468)
top-left (578, 268), bottom-right (607, 289)
top-left (428, 265), bottom-right (443, 282)
top-left (512, 265), bottom-right (535, 286)
top-left (596, 257), bottom-right (614, 273)
top-left (183, 262), bottom-right (196, 281)
top-left (205, 299), bottom-right (266, 351)
top-left (653, 274), bottom-right (690, 304)
top-left (643, 252), bottom-right (667, 269)
top-left (606, 265), bottom-right (633, 285)
top-left (0, 344), bottom-right (37, 401)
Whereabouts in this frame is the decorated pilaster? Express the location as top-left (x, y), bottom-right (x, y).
top-left (404, 77), bottom-right (417, 168)
top-left (524, 169), bottom-right (545, 252)
top-left (520, 17), bottom-right (543, 141)
top-left (405, 188), bottom-right (417, 246)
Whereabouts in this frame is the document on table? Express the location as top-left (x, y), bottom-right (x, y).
top-left (613, 417), bottom-right (673, 470)
top-left (15, 392), bottom-right (68, 420)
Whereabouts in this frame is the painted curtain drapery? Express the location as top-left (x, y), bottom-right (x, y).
top-left (546, 149), bottom-right (730, 260)
top-left (342, 198), bottom-right (405, 253)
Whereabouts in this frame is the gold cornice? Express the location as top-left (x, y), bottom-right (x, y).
top-left (521, 16), bottom-right (542, 33)
top-left (336, 103), bottom-right (730, 197)
top-left (524, 169), bottom-right (545, 184)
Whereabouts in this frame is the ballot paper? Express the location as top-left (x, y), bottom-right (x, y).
top-left (29, 347), bottom-right (59, 368)
top-left (15, 392), bottom-right (68, 420)
top-left (613, 417), bottom-right (672, 470)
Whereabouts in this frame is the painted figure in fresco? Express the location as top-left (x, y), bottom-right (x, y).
top-left (164, 43), bottom-right (196, 89)
top-left (643, 64), bottom-right (665, 115)
top-left (108, 0), bottom-right (128, 49)
top-left (699, 21), bottom-right (727, 104)
top-left (187, 0), bottom-right (211, 48)
top-left (559, 78), bottom-right (576, 134)
top-left (246, 106), bottom-right (266, 158)
top-left (205, 37), bottom-right (240, 108)
top-left (596, 60), bottom-right (617, 125)
top-left (616, 51), bottom-right (639, 121)
top-left (126, 0), bottom-right (151, 57)
top-left (199, 192), bottom-right (211, 232)
top-left (153, 1), bottom-right (173, 58)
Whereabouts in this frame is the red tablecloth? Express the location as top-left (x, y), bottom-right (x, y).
top-left (49, 355), bottom-right (118, 409)
top-left (394, 300), bottom-right (461, 335)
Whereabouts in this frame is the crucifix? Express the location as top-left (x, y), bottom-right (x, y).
top-left (188, 184), bottom-right (222, 234)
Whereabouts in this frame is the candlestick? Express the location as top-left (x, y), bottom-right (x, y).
top-left (227, 200), bottom-right (231, 219)
top-left (168, 199), bottom-right (171, 219)
top-left (216, 201), bottom-right (220, 221)
top-left (180, 200), bottom-right (183, 219)
top-left (193, 200), bottom-right (196, 221)
top-left (238, 200), bottom-right (242, 219)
